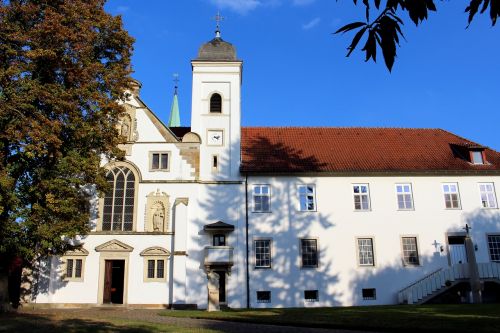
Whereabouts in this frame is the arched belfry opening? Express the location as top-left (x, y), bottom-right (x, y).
top-left (210, 93), bottom-right (222, 113)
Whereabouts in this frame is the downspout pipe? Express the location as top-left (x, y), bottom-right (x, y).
top-left (245, 173), bottom-right (250, 308)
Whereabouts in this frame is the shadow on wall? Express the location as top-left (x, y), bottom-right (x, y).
top-left (349, 208), bottom-right (500, 305)
top-left (188, 136), bottom-right (343, 308)
top-left (20, 256), bottom-right (67, 306)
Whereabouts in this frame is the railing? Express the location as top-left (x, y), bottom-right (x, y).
top-left (398, 262), bottom-right (500, 304)
top-left (204, 246), bottom-right (234, 267)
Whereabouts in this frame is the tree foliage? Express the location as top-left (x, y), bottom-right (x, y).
top-left (0, 0), bottom-right (134, 263)
top-left (335, 0), bottom-right (500, 71)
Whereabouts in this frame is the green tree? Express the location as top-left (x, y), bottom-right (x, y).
top-left (335, 0), bottom-right (499, 71)
top-left (0, 0), bottom-right (133, 307)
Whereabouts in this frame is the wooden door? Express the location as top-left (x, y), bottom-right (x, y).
top-left (103, 260), bottom-right (113, 303)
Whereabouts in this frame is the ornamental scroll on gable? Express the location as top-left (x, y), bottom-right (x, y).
top-left (145, 189), bottom-right (170, 232)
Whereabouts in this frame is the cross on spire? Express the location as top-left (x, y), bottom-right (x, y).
top-left (464, 223), bottom-right (471, 236)
top-left (173, 73), bottom-right (179, 94)
top-left (212, 11), bottom-right (224, 38)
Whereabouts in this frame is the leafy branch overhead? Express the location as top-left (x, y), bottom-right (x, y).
top-left (335, 0), bottom-right (499, 71)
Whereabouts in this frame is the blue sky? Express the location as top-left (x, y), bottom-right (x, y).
top-left (106, 0), bottom-right (500, 150)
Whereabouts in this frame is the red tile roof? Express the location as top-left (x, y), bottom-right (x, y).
top-left (240, 127), bottom-right (500, 173)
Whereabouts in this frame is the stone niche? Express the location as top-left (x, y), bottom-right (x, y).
top-left (145, 189), bottom-right (170, 232)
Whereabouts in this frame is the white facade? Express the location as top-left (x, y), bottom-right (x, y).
top-left (33, 34), bottom-right (500, 309)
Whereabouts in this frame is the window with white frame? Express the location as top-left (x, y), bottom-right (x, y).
top-left (150, 152), bottom-right (169, 171)
top-left (487, 235), bottom-right (500, 262)
top-left (253, 185), bottom-right (270, 212)
top-left (255, 239), bottom-right (271, 268)
top-left (401, 237), bottom-right (420, 266)
top-left (301, 239), bottom-right (318, 268)
top-left (442, 183), bottom-right (461, 209)
top-left (353, 184), bottom-right (370, 211)
top-left (471, 150), bottom-right (484, 164)
top-left (396, 184), bottom-right (414, 210)
top-left (298, 185), bottom-right (316, 211)
top-left (357, 238), bottom-right (375, 266)
top-left (479, 183), bottom-right (497, 208)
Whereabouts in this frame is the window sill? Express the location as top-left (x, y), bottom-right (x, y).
top-left (252, 211), bottom-right (272, 214)
top-left (297, 210), bottom-right (317, 213)
top-left (353, 209), bottom-right (371, 212)
top-left (397, 208), bottom-right (415, 211)
top-left (254, 267), bottom-right (272, 270)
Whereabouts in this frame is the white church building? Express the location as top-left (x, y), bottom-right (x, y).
top-left (32, 30), bottom-right (500, 309)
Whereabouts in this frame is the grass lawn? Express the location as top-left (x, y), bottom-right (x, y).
top-left (0, 311), bottom-right (223, 333)
top-left (159, 304), bottom-right (500, 333)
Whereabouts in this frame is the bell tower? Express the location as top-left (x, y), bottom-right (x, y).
top-left (190, 25), bottom-right (242, 180)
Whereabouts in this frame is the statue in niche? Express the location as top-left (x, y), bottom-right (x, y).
top-left (121, 120), bottom-right (130, 138)
top-left (152, 205), bottom-right (164, 231)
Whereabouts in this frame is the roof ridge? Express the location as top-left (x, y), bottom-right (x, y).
top-left (242, 126), bottom-right (441, 130)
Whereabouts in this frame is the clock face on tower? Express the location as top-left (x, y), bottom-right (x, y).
top-left (207, 130), bottom-right (224, 146)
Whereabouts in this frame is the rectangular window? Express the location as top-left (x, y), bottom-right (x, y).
top-left (471, 151), bottom-right (484, 164)
top-left (479, 183), bottom-right (498, 208)
top-left (255, 240), bottom-right (271, 268)
top-left (402, 237), bottom-right (420, 266)
top-left (253, 185), bottom-right (271, 212)
top-left (256, 291), bottom-right (271, 303)
top-left (213, 234), bottom-right (226, 246)
top-left (298, 185), bottom-right (316, 211)
top-left (212, 155), bottom-right (219, 173)
top-left (66, 259), bottom-right (74, 278)
top-left (353, 184), bottom-right (370, 211)
top-left (64, 256), bottom-right (85, 281)
top-left (147, 259), bottom-right (165, 279)
top-left (301, 239), bottom-right (318, 268)
top-left (304, 290), bottom-right (319, 302)
top-left (396, 184), bottom-right (413, 210)
top-left (488, 235), bottom-right (500, 262)
top-left (147, 259), bottom-right (155, 279)
top-left (75, 259), bottom-right (82, 278)
top-left (156, 260), bottom-right (165, 279)
top-left (362, 288), bottom-right (376, 300)
top-left (443, 183), bottom-right (461, 209)
top-left (357, 238), bottom-right (375, 266)
top-left (150, 152), bottom-right (169, 171)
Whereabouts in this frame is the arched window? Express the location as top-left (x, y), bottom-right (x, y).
top-left (102, 166), bottom-right (135, 231)
top-left (209, 93), bottom-right (222, 113)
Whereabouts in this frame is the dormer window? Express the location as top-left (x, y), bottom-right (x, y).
top-left (471, 150), bottom-right (484, 165)
top-left (210, 93), bottom-right (222, 113)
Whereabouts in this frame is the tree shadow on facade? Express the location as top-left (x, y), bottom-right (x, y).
top-left (348, 208), bottom-right (500, 305)
top-left (188, 136), bottom-right (342, 308)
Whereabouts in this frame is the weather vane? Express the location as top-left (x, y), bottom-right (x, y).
top-left (212, 11), bottom-right (224, 38)
top-left (173, 73), bottom-right (179, 94)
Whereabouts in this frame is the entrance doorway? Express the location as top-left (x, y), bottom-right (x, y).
top-left (448, 236), bottom-right (468, 265)
top-left (214, 270), bottom-right (226, 304)
top-left (103, 260), bottom-right (125, 304)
